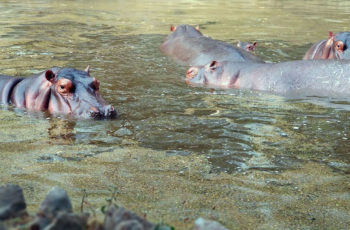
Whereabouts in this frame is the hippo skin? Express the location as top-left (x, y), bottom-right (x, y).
top-left (160, 24), bottom-right (263, 66)
top-left (186, 60), bottom-right (350, 97)
top-left (0, 66), bottom-right (116, 119)
top-left (304, 32), bottom-right (350, 60)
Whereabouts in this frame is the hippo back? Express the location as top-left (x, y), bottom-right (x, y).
top-left (160, 24), bottom-right (264, 66)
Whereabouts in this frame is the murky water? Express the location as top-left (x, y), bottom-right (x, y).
top-left (0, 0), bottom-right (349, 229)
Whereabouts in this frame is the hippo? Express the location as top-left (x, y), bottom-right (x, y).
top-left (303, 32), bottom-right (350, 60)
top-left (186, 60), bottom-right (350, 97)
top-left (0, 66), bottom-right (116, 119)
top-left (237, 41), bottom-right (257, 52)
top-left (160, 24), bottom-right (264, 66)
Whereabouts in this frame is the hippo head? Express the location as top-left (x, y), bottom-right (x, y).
top-left (169, 24), bottom-right (202, 38)
top-left (186, 61), bottom-right (226, 86)
top-left (186, 61), bottom-right (241, 88)
top-left (45, 66), bottom-right (116, 119)
top-left (237, 41), bottom-right (257, 52)
top-left (333, 32), bottom-right (350, 59)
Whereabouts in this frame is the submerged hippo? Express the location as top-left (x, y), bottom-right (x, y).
top-left (160, 24), bottom-right (263, 66)
top-left (303, 32), bottom-right (350, 60)
top-left (186, 60), bottom-right (350, 96)
top-left (237, 41), bottom-right (257, 52)
top-left (0, 66), bottom-right (116, 119)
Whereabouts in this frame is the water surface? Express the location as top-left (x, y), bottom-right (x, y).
top-left (0, 0), bottom-right (349, 229)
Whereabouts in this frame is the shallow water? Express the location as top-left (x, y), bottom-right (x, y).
top-left (0, 0), bottom-right (349, 229)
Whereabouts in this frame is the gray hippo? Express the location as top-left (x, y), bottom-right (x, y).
top-left (186, 60), bottom-right (350, 97)
top-left (0, 66), bottom-right (116, 119)
top-left (160, 24), bottom-right (263, 66)
top-left (304, 31), bottom-right (350, 60)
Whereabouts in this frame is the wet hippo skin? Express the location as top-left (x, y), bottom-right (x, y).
top-left (304, 32), bottom-right (350, 60)
top-left (186, 59), bottom-right (350, 97)
top-left (160, 24), bottom-right (264, 66)
top-left (0, 66), bottom-right (116, 119)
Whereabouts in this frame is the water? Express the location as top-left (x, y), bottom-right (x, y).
top-left (0, 0), bottom-right (349, 229)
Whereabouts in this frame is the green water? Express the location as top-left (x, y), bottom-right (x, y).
top-left (0, 0), bottom-right (349, 229)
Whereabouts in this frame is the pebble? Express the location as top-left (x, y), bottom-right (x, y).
top-left (194, 217), bottom-right (228, 230)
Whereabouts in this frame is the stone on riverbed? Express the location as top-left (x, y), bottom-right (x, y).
top-left (0, 222), bottom-right (6, 230)
top-left (44, 212), bottom-right (88, 230)
top-left (30, 186), bottom-right (73, 230)
top-left (104, 206), bottom-right (155, 230)
top-left (194, 217), bottom-right (228, 230)
top-left (0, 184), bottom-right (26, 220)
top-left (39, 186), bottom-right (73, 217)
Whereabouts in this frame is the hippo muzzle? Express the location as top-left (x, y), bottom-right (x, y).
top-left (46, 66), bottom-right (117, 119)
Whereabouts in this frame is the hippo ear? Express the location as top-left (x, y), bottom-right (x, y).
top-left (85, 65), bottom-right (90, 75)
top-left (328, 31), bottom-right (334, 38)
top-left (195, 25), bottom-right (200, 31)
top-left (209, 61), bottom-right (218, 70)
top-left (253, 42), bottom-right (257, 47)
top-left (45, 70), bottom-right (56, 83)
top-left (170, 25), bottom-right (176, 32)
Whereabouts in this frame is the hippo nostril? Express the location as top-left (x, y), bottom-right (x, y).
top-left (186, 67), bottom-right (198, 79)
top-left (87, 105), bottom-right (117, 119)
top-left (104, 105), bottom-right (117, 118)
top-left (89, 111), bottom-right (101, 119)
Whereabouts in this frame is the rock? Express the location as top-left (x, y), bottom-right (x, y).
top-left (30, 187), bottom-right (73, 230)
top-left (0, 184), bottom-right (26, 220)
top-left (44, 213), bottom-right (86, 230)
top-left (194, 218), bottom-right (228, 230)
top-left (104, 206), bottom-right (154, 230)
top-left (38, 187), bottom-right (72, 218)
top-left (115, 220), bottom-right (143, 230)
top-left (0, 222), bottom-right (6, 230)
top-left (114, 128), bottom-right (133, 136)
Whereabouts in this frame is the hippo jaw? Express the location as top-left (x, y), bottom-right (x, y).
top-left (46, 68), bottom-right (117, 119)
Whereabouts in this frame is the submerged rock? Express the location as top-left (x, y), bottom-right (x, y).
top-left (115, 219), bottom-right (144, 230)
top-left (0, 184), bottom-right (26, 220)
top-left (194, 218), bottom-right (228, 230)
top-left (114, 128), bottom-right (133, 136)
top-left (44, 213), bottom-right (87, 230)
top-left (104, 206), bottom-right (154, 230)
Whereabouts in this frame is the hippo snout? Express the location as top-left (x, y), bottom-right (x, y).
top-left (89, 105), bottom-right (117, 119)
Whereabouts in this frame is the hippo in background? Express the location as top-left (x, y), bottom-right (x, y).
top-left (303, 31), bottom-right (350, 60)
top-left (186, 59), bottom-right (350, 97)
top-left (237, 41), bottom-right (257, 52)
top-left (0, 66), bottom-right (116, 119)
top-left (160, 24), bottom-right (264, 66)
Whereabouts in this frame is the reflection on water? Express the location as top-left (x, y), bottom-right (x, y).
top-left (0, 0), bottom-right (349, 229)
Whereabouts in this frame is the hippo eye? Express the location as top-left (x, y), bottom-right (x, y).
top-left (335, 41), bottom-right (344, 52)
top-left (56, 78), bottom-right (73, 95)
